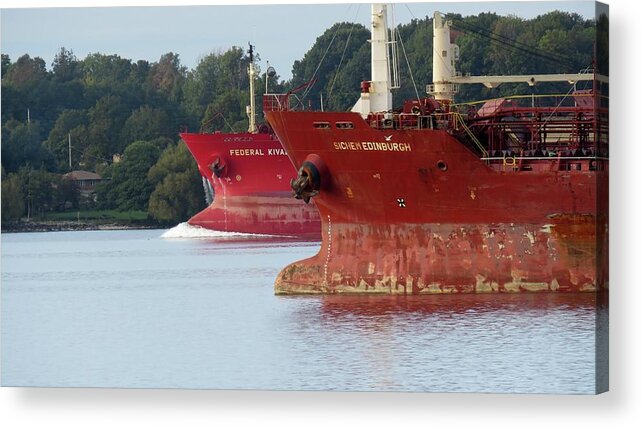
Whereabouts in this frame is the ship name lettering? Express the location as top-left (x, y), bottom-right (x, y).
top-left (229, 148), bottom-right (265, 156)
top-left (223, 137), bottom-right (253, 142)
top-left (267, 148), bottom-right (287, 156)
top-left (333, 141), bottom-right (411, 152)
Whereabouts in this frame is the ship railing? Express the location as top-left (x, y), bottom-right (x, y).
top-left (368, 112), bottom-right (437, 131)
top-left (263, 79), bottom-right (319, 113)
top-left (399, 113), bottom-right (439, 130)
top-left (263, 93), bottom-right (290, 112)
top-left (448, 112), bottom-right (489, 158)
top-left (468, 117), bottom-right (608, 149)
top-left (452, 92), bottom-right (609, 111)
top-left (454, 93), bottom-right (610, 131)
top-left (397, 113), bottom-right (419, 129)
top-left (459, 90), bottom-right (609, 157)
top-left (480, 155), bottom-right (609, 161)
top-left (263, 93), bottom-right (313, 112)
top-left (481, 155), bottom-right (608, 172)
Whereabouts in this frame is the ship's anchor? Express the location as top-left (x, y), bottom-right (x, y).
top-left (210, 156), bottom-right (226, 178)
top-left (291, 161), bottom-right (321, 204)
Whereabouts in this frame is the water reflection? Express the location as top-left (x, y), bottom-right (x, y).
top-left (280, 293), bottom-right (605, 393)
top-left (312, 293), bottom-right (601, 317)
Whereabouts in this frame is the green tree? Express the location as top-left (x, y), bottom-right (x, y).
top-left (87, 95), bottom-right (129, 159)
top-left (323, 40), bottom-right (369, 111)
top-left (47, 48), bottom-right (85, 117)
top-left (17, 166), bottom-right (61, 218)
top-left (1, 54), bottom-right (52, 129)
top-left (290, 22), bottom-right (369, 111)
top-left (596, 12), bottom-right (608, 75)
top-left (1, 54), bottom-right (11, 79)
top-left (147, 141), bottom-right (204, 224)
top-left (1, 122), bottom-right (51, 173)
top-left (80, 53), bottom-right (148, 111)
top-left (147, 140), bottom-right (197, 182)
top-left (148, 172), bottom-right (203, 224)
top-left (80, 53), bottom-right (132, 87)
top-left (98, 140), bottom-right (161, 211)
top-left (119, 105), bottom-right (174, 151)
top-left (148, 52), bottom-right (186, 102)
top-left (44, 109), bottom-right (89, 170)
top-left (59, 176), bottom-right (80, 210)
top-left (52, 47), bottom-right (80, 82)
top-left (1, 171), bottom-right (25, 221)
top-left (200, 89), bottom-right (246, 133)
top-left (182, 46), bottom-right (250, 127)
top-left (3, 54), bottom-right (48, 88)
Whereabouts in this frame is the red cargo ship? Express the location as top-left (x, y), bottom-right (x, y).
top-left (265, 5), bottom-right (608, 294)
top-left (181, 45), bottom-right (321, 239)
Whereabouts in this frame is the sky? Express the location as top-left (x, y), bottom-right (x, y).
top-left (1, 0), bottom-right (600, 80)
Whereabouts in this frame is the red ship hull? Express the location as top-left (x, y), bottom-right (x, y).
top-left (180, 131), bottom-right (321, 239)
top-left (265, 110), bottom-right (608, 294)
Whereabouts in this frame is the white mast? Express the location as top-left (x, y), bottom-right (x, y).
top-left (351, 3), bottom-right (393, 117)
top-left (429, 12), bottom-right (459, 103)
top-left (246, 43), bottom-right (258, 133)
top-left (429, 11), bottom-right (607, 100)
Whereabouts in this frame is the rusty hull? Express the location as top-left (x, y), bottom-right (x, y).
top-left (276, 215), bottom-right (606, 294)
top-left (266, 110), bottom-right (608, 294)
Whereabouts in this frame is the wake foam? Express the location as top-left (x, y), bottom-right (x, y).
top-left (160, 222), bottom-right (275, 239)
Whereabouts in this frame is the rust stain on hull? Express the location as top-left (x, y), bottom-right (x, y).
top-left (275, 216), bottom-right (607, 295)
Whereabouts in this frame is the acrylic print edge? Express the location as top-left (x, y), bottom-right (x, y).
top-left (594, 0), bottom-right (609, 395)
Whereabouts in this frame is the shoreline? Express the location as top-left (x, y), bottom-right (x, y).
top-left (1, 220), bottom-right (162, 234)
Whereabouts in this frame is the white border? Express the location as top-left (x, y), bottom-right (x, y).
top-left (1, 1), bottom-right (639, 427)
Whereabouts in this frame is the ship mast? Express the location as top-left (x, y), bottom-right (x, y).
top-left (429, 11), bottom-right (608, 101)
top-left (428, 12), bottom-right (460, 103)
top-left (247, 43), bottom-right (258, 134)
top-left (352, 3), bottom-right (393, 117)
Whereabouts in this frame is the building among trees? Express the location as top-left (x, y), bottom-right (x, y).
top-left (63, 170), bottom-right (103, 202)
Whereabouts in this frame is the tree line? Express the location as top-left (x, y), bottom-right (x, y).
top-left (1, 10), bottom-right (604, 225)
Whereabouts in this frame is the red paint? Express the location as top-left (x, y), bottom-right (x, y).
top-left (264, 90), bottom-right (608, 294)
top-left (180, 131), bottom-right (321, 238)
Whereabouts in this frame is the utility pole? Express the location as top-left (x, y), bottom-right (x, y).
top-left (68, 133), bottom-right (72, 169)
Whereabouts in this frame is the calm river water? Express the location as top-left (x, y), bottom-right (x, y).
top-left (1, 225), bottom-right (605, 393)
